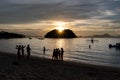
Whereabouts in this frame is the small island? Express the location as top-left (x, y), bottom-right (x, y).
top-left (44, 29), bottom-right (77, 38)
top-left (0, 31), bottom-right (25, 39)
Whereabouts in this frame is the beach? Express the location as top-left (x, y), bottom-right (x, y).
top-left (0, 52), bottom-right (120, 80)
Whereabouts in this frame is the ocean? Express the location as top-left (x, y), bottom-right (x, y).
top-left (0, 38), bottom-right (120, 67)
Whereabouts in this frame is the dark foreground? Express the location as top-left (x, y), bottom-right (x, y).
top-left (0, 52), bottom-right (120, 80)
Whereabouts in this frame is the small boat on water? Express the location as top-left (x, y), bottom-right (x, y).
top-left (38, 36), bottom-right (44, 40)
top-left (109, 43), bottom-right (120, 48)
top-left (29, 37), bottom-right (32, 39)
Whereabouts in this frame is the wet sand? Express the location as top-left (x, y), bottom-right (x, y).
top-left (0, 52), bottom-right (120, 80)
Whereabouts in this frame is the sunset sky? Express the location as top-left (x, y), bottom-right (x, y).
top-left (0, 0), bottom-right (120, 36)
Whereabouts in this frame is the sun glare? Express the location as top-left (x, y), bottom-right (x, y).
top-left (57, 27), bottom-right (65, 32)
top-left (54, 21), bottom-right (66, 32)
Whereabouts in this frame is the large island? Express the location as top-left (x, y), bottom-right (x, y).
top-left (44, 29), bottom-right (77, 38)
top-left (0, 31), bottom-right (25, 39)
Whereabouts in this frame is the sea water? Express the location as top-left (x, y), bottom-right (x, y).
top-left (0, 38), bottom-right (120, 67)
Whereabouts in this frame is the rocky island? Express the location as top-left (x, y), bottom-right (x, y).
top-left (44, 29), bottom-right (77, 38)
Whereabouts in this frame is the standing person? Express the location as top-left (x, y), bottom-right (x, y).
top-left (52, 49), bottom-right (56, 60)
top-left (60, 48), bottom-right (64, 61)
top-left (55, 48), bottom-right (59, 60)
top-left (21, 45), bottom-right (25, 57)
top-left (57, 48), bottom-right (60, 60)
top-left (91, 37), bottom-right (94, 43)
top-left (89, 45), bottom-right (91, 49)
top-left (26, 44), bottom-right (31, 59)
top-left (43, 46), bottom-right (46, 55)
top-left (16, 45), bottom-right (21, 61)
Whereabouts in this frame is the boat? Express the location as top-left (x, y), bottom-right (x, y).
top-left (29, 37), bottom-right (32, 39)
top-left (109, 43), bottom-right (120, 49)
top-left (38, 36), bottom-right (44, 40)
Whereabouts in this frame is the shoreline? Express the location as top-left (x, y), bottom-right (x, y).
top-left (1, 51), bottom-right (120, 71)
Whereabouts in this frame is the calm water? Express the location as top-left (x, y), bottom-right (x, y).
top-left (0, 38), bottom-right (120, 67)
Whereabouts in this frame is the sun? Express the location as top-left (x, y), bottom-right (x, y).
top-left (54, 21), bottom-right (66, 32)
top-left (57, 26), bottom-right (65, 32)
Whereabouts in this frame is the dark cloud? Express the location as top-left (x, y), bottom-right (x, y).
top-left (0, 2), bottom-right (66, 24)
top-left (0, 1), bottom-right (99, 24)
top-left (0, 0), bottom-right (120, 25)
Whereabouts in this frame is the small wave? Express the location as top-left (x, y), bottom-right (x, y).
top-left (67, 56), bottom-right (111, 65)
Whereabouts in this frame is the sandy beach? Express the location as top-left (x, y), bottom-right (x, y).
top-left (0, 52), bottom-right (120, 80)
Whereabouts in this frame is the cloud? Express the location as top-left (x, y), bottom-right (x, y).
top-left (0, 0), bottom-right (99, 24)
top-left (0, 0), bottom-right (120, 29)
top-left (9, 0), bottom-right (65, 4)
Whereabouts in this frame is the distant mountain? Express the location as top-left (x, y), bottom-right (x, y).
top-left (93, 33), bottom-right (113, 38)
top-left (78, 33), bottom-right (120, 38)
top-left (0, 31), bottom-right (25, 39)
top-left (44, 29), bottom-right (77, 38)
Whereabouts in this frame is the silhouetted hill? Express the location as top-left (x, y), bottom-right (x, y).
top-left (0, 31), bottom-right (25, 39)
top-left (93, 33), bottom-right (113, 38)
top-left (78, 33), bottom-right (120, 38)
top-left (44, 29), bottom-right (77, 38)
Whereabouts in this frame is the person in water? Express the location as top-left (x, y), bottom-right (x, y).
top-left (43, 46), bottom-right (46, 55)
top-left (89, 45), bottom-right (91, 49)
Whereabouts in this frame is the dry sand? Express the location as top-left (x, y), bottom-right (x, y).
top-left (0, 52), bottom-right (120, 80)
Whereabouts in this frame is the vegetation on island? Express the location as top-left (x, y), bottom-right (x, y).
top-left (0, 31), bottom-right (25, 39)
top-left (44, 29), bottom-right (77, 38)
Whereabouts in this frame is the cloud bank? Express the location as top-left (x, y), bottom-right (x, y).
top-left (0, 0), bottom-right (120, 31)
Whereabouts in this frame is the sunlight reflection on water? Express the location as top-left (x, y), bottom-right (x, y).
top-left (56, 39), bottom-right (65, 48)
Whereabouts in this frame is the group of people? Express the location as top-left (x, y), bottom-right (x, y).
top-left (16, 44), bottom-right (31, 61)
top-left (16, 44), bottom-right (64, 61)
top-left (52, 48), bottom-right (64, 61)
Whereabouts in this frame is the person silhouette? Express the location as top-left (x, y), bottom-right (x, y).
top-left (91, 37), bottom-right (94, 43)
top-left (57, 48), bottom-right (60, 60)
top-left (21, 45), bottom-right (25, 57)
top-left (16, 45), bottom-right (21, 61)
top-left (52, 49), bottom-right (56, 60)
top-left (26, 44), bottom-right (31, 59)
top-left (60, 48), bottom-right (64, 61)
top-left (89, 45), bottom-right (91, 49)
top-left (43, 46), bottom-right (46, 55)
top-left (52, 48), bottom-right (59, 60)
